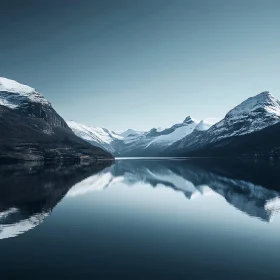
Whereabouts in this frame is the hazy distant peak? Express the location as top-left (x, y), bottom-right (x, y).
top-left (195, 118), bottom-right (220, 131)
top-left (183, 116), bottom-right (198, 124)
top-left (120, 129), bottom-right (140, 137)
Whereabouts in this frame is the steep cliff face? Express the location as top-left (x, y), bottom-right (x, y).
top-left (0, 77), bottom-right (113, 161)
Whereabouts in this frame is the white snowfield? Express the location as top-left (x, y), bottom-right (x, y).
top-left (0, 77), bottom-right (50, 109)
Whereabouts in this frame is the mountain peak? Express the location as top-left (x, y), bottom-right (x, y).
top-left (0, 77), bottom-right (50, 109)
top-left (226, 91), bottom-right (280, 120)
top-left (120, 129), bottom-right (138, 137)
top-left (256, 91), bottom-right (272, 97)
top-left (0, 77), bottom-right (35, 94)
top-left (183, 116), bottom-right (197, 124)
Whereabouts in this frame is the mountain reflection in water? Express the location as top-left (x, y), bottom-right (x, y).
top-left (69, 159), bottom-right (280, 222)
top-left (0, 161), bottom-right (112, 239)
top-left (1, 158), bottom-right (280, 241)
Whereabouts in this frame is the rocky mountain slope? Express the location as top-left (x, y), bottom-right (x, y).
top-left (0, 77), bottom-right (112, 161)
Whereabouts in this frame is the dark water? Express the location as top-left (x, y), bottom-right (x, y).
top-left (1, 159), bottom-right (280, 279)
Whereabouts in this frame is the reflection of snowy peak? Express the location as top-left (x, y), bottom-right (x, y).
top-left (0, 209), bottom-right (49, 240)
top-left (0, 162), bottom-right (111, 240)
top-left (209, 176), bottom-right (280, 222)
top-left (74, 160), bottom-right (280, 222)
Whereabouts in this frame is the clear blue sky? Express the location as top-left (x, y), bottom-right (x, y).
top-left (1, 0), bottom-right (279, 131)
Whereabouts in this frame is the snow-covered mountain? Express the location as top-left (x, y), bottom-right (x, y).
top-left (67, 120), bottom-right (122, 154)
top-left (167, 91), bottom-right (280, 157)
top-left (208, 91), bottom-right (280, 141)
top-left (0, 77), bottom-right (50, 109)
top-left (0, 77), bottom-right (112, 161)
top-left (68, 116), bottom-right (218, 156)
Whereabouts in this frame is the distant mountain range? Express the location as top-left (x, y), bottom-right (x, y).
top-left (0, 77), bottom-right (112, 161)
top-left (68, 116), bottom-right (218, 156)
top-left (69, 91), bottom-right (280, 158)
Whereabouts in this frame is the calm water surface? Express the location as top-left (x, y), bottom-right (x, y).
top-left (1, 159), bottom-right (280, 279)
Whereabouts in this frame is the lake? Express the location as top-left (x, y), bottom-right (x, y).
top-left (1, 158), bottom-right (280, 279)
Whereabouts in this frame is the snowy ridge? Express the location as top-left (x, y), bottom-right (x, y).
top-left (208, 91), bottom-right (280, 140)
top-left (67, 120), bottom-right (123, 153)
top-left (68, 116), bottom-right (218, 155)
top-left (68, 121), bottom-right (121, 144)
top-left (145, 117), bottom-right (199, 149)
top-left (226, 91), bottom-right (280, 119)
top-left (0, 77), bottom-right (50, 109)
